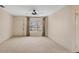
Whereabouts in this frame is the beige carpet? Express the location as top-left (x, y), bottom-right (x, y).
top-left (0, 37), bottom-right (70, 53)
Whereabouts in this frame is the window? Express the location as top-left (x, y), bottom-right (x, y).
top-left (29, 18), bottom-right (42, 32)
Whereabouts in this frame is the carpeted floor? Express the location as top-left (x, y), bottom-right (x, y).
top-left (0, 37), bottom-right (70, 53)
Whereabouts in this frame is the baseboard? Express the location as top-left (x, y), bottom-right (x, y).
top-left (75, 52), bottom-right (79, 53)
top-left (0, 36), bottom-right (13, 44)
top-left (47, 37), bottom-right (72, 52)
top-left (12, 35), bottom-right (27, 37)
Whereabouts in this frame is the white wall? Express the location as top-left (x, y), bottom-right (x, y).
top-left (0, 7), bottom-right (13, 43)
top-left (13, 17), bottom-right (48, 37)
top-left (13, 16), bottom-right (26, 36)
top-left (48, 6), bottom-right (76, 52)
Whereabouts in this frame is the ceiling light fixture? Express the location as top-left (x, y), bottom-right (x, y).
top-left (32, 10), bottom-right (37, 15)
